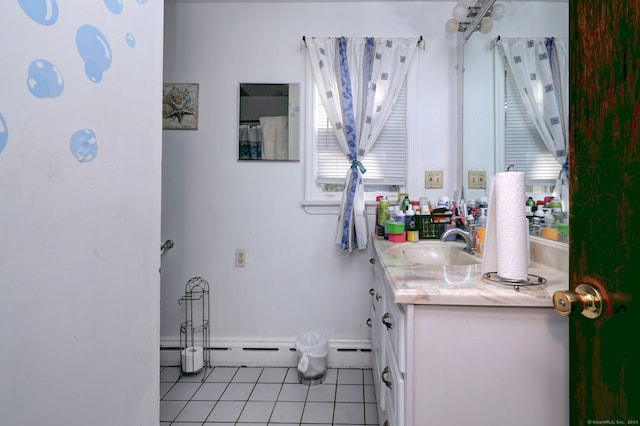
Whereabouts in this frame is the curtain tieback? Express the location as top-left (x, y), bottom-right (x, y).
top-left (350, 159), bottom-right (366, 174)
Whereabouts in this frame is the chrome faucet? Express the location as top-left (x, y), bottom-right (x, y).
top-left (441, 224), bottom-right (477, 255)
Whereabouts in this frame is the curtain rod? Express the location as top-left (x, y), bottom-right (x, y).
top-left (302, 35), bottom-right (423, 48)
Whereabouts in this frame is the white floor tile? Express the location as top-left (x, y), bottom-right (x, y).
top-left (232, 367), bottom-right (263, 382)
top-left (307, 384), bottom-right (336, 402)
top-left (336, 384), bottom-right (364, 403)
top-left (283, 368), bottom-right (300, 383)
top-left (323, 368), bottom-right (338, 384)
top-left (250, 383), bottom-right (282, 401)
top-left (174, 400), bottom-right (215, 422)
top-left (301, 401), bottom-right (334, 424)
top-left (206, 366), bottom-right (238, 382)
top-left (238, 400), bottom-right (276, 423)
top-left (160, 366), bottom-right (181, 383)
top-left (192, 382), bottom-right (227, 401)
top-left (364, 384), bottom-right (376, 403)
top-left (364, 402), bottom-right (379, 425)
top-left (162, 382), bottom-right (201, 401)
top-left (270, 401), bottom-right (305, 423)
top-left (278, 383), bottom-right (309, 402)
top-left (338, 369), bottom-right (363, 385)
top-left (258, 367), bottom-right (288, 383)
top-left (334, 402), bottom-right (365, 424)
top-left (159, 400), bottom-right (186, 422)
top-left (220, 382), bottom-right (254, 400)
top-left (206, 400), bottom-right (245, 423)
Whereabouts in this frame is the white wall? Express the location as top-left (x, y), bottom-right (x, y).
top-left (0, 2), bottom-right (163, 425)
top-left (463, 1), bottom-right (569, 201)
top-left (161, 1), bottom-right (458, 360)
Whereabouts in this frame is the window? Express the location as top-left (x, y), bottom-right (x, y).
top-left (308, 81), bottom-right (407, 202)
top-left (503, 62), bottom-right (562, 189)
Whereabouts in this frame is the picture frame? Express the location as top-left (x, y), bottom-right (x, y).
top-left (162, 83), bottom-right (199, 130)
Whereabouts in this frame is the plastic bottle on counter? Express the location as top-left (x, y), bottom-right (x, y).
top-left (405, 204), bottom-right (416, 231)
top-left (401, 195), bottom-right (411, 212)
top-left (377, 196), bottom-right (389, 237)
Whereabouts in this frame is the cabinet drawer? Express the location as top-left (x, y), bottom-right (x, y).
top-left (380, 334), bottom-right (405, 426)
top-left (382, 292), bottom-right (406, 373)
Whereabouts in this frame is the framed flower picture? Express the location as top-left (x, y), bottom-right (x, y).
top-left (162, 83), bottom-right (199, 130)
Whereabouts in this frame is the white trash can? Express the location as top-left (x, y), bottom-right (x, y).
top-left (296, 331), bottom-right (329, 385)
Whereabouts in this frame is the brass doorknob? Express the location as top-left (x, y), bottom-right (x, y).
top-left (553, 283), bottom-right (604, 319)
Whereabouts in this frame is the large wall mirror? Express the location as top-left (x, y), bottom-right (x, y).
top-left (238, 83), bottom-right (300, 161)
top-left (461, 1), bottom-right (569, 241)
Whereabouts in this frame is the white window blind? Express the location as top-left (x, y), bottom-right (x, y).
top-left (504, 66), bottom-right (562, 184)
top-left (315, 82), bottom-right (407, 186)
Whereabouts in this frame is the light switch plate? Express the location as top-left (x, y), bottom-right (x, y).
top-left (468, 170), bottom-right (487, 189)
top-left (425, 170), bottom-right (443, 189)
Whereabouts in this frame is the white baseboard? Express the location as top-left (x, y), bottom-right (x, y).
top-left (160, 337), bottom-right (372, 369)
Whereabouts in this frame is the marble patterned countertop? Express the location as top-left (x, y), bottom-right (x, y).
top-left (373, 235), bottom-right (569, 307)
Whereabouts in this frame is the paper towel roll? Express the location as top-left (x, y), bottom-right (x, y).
top-left (482, 171), bottom-right (529, 281)
top-left (181, 345), bottom-right (204, 373)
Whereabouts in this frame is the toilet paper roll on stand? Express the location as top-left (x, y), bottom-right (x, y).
top-left (482, 171), bottom-right (530, 281)
top-left (181, 345), bottom-right (204, 373)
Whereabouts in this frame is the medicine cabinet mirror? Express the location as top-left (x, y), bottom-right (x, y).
top-left (461, 1), bottom-right (568, 243)
top-left (238, 83), bottom-right (300, 161)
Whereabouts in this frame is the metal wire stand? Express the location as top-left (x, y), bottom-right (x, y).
top-left (178, 277), bottom-right (211, 379)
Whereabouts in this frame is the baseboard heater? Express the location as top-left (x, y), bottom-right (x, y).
top-left (160, 339), bottom-right (372, 368)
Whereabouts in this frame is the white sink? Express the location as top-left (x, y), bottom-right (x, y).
top-left (388, 241), bottom-right (481, 266)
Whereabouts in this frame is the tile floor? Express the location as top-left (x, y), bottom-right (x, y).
top-left (160, 366), bottom-right (379, 425)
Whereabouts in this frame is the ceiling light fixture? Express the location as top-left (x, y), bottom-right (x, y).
top-left (445, 0), bottom-right (506, 38)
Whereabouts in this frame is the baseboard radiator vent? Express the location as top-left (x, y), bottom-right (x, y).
top-left (160, 338), bottom-right (372, 369)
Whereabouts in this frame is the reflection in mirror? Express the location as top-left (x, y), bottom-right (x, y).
top-left (461, 1), bottom-right (569, 243)
top-left (238, 83), bottom-right (300, 161)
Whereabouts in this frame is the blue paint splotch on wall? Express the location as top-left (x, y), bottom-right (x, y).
top-left (70, 129), bottom-right (98, 162)
top-left (104, 0), bottom-right (123, 15)
top-left (125, 33), bottom-right (136, 48)
top-left (136, 0), bottom-right (148, 4)
top-left (76, 25), bottom-right (112, 83)
top-left (18, 0), bottom-right (59, 26)
top-left (0, 113), bottom-right (8, 154)
top-left (27, 59), bottom-right (64, 99)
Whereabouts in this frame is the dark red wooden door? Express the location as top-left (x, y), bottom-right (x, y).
top-left (569, 1), bottom-right (640, 424)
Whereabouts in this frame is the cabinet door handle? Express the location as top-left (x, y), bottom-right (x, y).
top-left (370, 258), bottom-right (376, 264)
top-left (366, 318), bottom-right (372, 327)
top-left (382, 312), bottom-right (393, 329)
top-left (369, 288), bottom-right (375, 296)
top-left (381, 366), bottom-right (393, 389)
top-left (376, 293), bottom-right (382, 301)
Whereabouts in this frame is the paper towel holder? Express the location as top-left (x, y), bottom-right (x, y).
top-left (482, 271), bottom-right (547, 291)
top-left (178, 277), bottom-right (211, 379)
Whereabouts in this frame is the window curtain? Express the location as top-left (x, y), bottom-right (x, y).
top-left (498, 37), bottom-right (569, 213)
top-left (305, 36), bottom-right (419, 251)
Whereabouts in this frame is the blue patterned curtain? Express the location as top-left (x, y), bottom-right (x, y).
top-left (306, 37), bottom-right (419, 251)
top-left (499, 37), bottom-right (569, 213)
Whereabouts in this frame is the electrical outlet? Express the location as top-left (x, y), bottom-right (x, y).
top-left (425, 170), bottom-right (444, 189)
top-left (468, 170), bottom-right (487, 189)
top-left (235, 249), bottom-right (246, 267)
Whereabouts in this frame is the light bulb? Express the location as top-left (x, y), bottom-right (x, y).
top-left (445, 19), bottom-right (460, 34)
top-left (490, 3), bottom-right (506, 20)
top-left (479, 17), bottom-right (494, 33)
top-left (452, 4), bottom-right (469, 21)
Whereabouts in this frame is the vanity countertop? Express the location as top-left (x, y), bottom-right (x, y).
top-left (373, 235), bottom-right (569, 307)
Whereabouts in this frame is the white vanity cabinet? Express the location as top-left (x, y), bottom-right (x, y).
top-left (370, 244), bottom-right (569, 426)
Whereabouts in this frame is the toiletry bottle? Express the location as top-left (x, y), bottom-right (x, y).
top-left (384, 206), bottom-right (396, 240)
top-left (377, 196), bottom-right (389, 237)
top-left (405, 204), bottom-right (415, 231)
top-left (396, 209), bottom-right (405, 226)
top-left (401, 195), bottom-right (411, 212)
